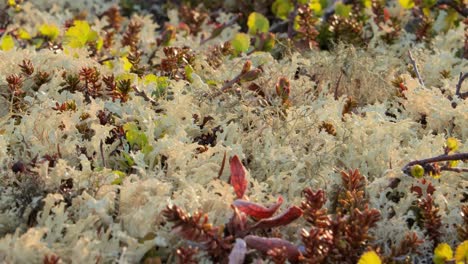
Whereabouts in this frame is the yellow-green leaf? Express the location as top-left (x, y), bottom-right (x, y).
top-left (455, 241), bottom-right (468, 263)
top-left (358, 251), bottom-right (382, 264)
top-left (116, 72), bottom-right (136, 82)
top-left (309, 0), bottom-right (324, 15)
top-left (335, 3), bottom-right (352, 18)
top-left (410, 164), bottom-right (424, 178)
top-left (121, 57), bottom-right (132, 72)
top-left (17, 28), bottom-right (31, 40)
top-left (247, 12), bottom-right (270, 35)
top-left (111, 170), bottom-right (126, 185)
top-left (272, 0), bottom-right (294, 20)
top-left (398, 0), bottom-right (415, 9)
top-left (448, 160), bottom-right (459, 168)
top-left (38, 24), bottom-right (60, 41)
top-left (446, 137), bottom-right (459, 152)
top-left (231, 33), bottom-right (250, 55)
top-left (64, 20), bottom-right (98, 48)
top-left (434, 243), bottom-right (453, 264)
top-left (362, 0), bottom-right (372, 8)
top-left (1, 35), bottom-right (14, 51)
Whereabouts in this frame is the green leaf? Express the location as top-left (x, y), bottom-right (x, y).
top-left (231, 33), bottom-right (250, 55)
top-left (143, 74), bottom-right (169, 98)
top-left (335, 3), bottom-right (352, 18)
top-left (1, 35), bottom-right (14, 51)
top-left (272, 0), bottom-right (294, 20)
top-left (122, 152), bottom-right (135, 167)
top-left (64, 20), bottom-right (99, 48)
top-left (123, 122), bottom-right (148, 149)
top-left (247, 12), bottom-right (270, 35)
top-left (398, 0), bottom-right (415, 9)
top-left (185, 65), bottom-right (194, 83)
top-left (38, 24), bottom-right (60, 41)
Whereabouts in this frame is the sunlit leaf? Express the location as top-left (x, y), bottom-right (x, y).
top-left (231, 33), bottom-right (250, 56)
top-left (362, 0), bottom-right (372, 8)
top-left (358, 251), bottom-right (382, 264)
top-left (309, 0), bottom-right (323, 16)
top-left (398, 0), bottom-right (415, 9)
top-left (1, 35), bottom-right (14, 51)
top-left (38, 24), bottom-right (60, 41)
top-left (17, 28), bottom-right (31, 40)
top-left (433, 243), bottom-right (453, 264)
top-left (64, 20), bottom-right (98, 48)
top-left (247, 12), bottom-right (270, 35)
top-left (121, 56), bottom-right (133, 72)
top-left (455, 241), bottom-right (468, 263)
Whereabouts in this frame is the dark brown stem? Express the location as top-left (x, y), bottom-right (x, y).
top-left (440, 167), bottom-right (468, 173)
top-left (455, 72), bottom-right (468, 98)
top-left (334, 71), bottom-right (343, 100)
top-left (98, 56), bottom-right (115, 64)
top-left (132, 85), bottom-right (159, 107)
top-left (402, 152), bottom-right (468, 174)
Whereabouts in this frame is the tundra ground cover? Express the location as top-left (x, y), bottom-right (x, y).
top-left (0, 0), bottom-right (467, 263)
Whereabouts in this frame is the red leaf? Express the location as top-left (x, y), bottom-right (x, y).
top-left (251, 206), bottom-right (303, 230)
top-left (244, 235), bottom-right (301, 263)
top-left (233, 196), bottom-right (283, 219)
top-left (230, 155), bottom-right (247, 198)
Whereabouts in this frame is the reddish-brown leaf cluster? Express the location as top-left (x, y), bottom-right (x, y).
top-left (175, 246), bottom-right (199, 264)
top-left (178, 5), bottom-right (208, 36)
top-left (52, 100), bottom-right (77, 112)
top-left (457, 205), bottom-right (468, 240)
top-left (79, 67), bottom-right (102, 102)
top-left (300, 170), bottom-right (381, 263)
top-left (417, 194), bottom-right (442, 246)
top-left (121, 19), bottom-right (142, 51)
top-left (19, 59), bottom-right (34, 76)
top-left (162, 205), bottom-right (233, 261)
top-left (383, 232), bottom-right (423, 262)
top-left (295, 4), bottom-right (319, 50)
top-left (102, 6), bottom-right (123, 31)
top-left (43, 254), bottom-right (60, 264)
top-left (6, 74), bottom-right (24, 96)
top-left (156, 46), bottom-right (195, 80)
